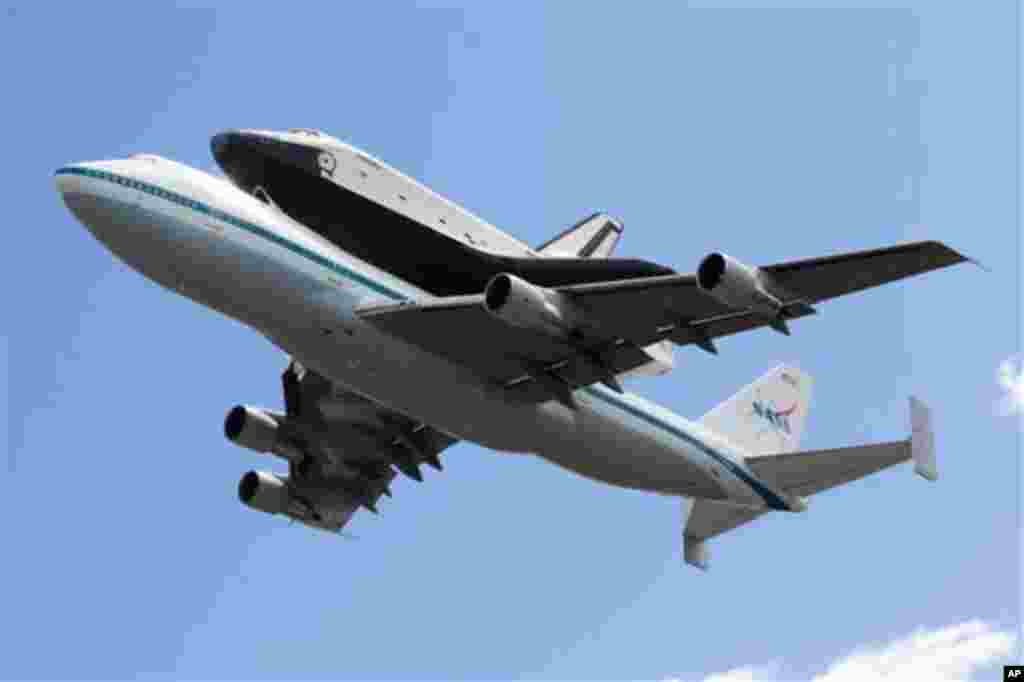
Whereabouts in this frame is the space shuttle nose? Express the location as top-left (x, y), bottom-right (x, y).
top-left (210, 130), bottom-right (250, 161)
top-left (210, 130), bottom-right (253, 181)
top-left (210, 131), bottom-right (231, 156)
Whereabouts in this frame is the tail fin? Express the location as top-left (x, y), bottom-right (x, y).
top-left (535, 212), bottom-right (623, 258)
top-left (700, 365), bottom-right (814, 456)
top-left (910, 396), bottom-right (937, 481)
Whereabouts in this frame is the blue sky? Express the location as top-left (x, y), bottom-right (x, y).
top-left (2, 2), bottom-right (1019, 680)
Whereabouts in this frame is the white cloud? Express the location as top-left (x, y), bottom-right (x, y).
top-left (700, 665), bottom-right (778, 682)
top-left (996, 354), bottom-right (1024, 417)
top-left (814, 621), bottom-right (1015, 682)
top-left (666, 620), bottom-right (1016, 682)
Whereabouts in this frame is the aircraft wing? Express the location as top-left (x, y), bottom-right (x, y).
top-left (359, 241), bottom-right (967, 405)
top-left (269, 361), bottom-right (457, 529)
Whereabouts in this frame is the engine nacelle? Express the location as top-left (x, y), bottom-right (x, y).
top-left (224, 406), bottom-right (304, 462)
top-left (238, 470), bottom-right (357, 533)
top-left (483, 273), bottom-right (585, 339)
top-left (224, 405), bottom-right (280, 453)
top-left (238, 470), bottom-right (290, 515)
top-left (696, 253), bottom-right (782, 315)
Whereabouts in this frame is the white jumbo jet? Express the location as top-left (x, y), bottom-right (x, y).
top-left (56, 128), bottom-right (968, 570)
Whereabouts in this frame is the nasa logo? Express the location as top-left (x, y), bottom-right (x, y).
top-left (751, 400), bottom-right (796, 435)
top-left (318, 151), bottom-right (337, 177)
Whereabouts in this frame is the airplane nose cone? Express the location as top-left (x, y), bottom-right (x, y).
top-left (55, 161), bottom-right (114, 199)
top-left (54, 161), bottom-right (126, 243)
top-left (54, 163), bottom-right (89, 197)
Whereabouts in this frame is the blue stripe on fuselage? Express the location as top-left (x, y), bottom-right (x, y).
top-left (582, 385), bottom-right (791, 510)
top-left (57, 165), bottom-right (791, 511)
top-left (56, 166), bottom-right (407, 302)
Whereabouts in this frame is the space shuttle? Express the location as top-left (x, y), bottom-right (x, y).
top-left (211, 128), bottom-right (673, 378)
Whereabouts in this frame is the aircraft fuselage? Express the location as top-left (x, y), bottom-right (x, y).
top-left (55, 150), bottom-right (796, 512)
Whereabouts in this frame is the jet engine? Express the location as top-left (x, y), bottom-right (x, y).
top-left (224, 405), bottom-right (302, 461)
top-left (238, 470), bottom-right (360, 532)
top-left (483, 273), bottom-right (585, 339)
top-left (696, 253), bottom-right (783, 316)
top-left (238, 469), bottom-right (290, 515)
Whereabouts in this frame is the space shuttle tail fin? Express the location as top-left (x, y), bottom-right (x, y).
top-left (535, 212), bottom-right (623, 258)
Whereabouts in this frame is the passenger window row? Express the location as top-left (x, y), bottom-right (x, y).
top-left (70, 167), bottom-right (208, 213)
top-left (65, 167), bottom-right (289, 239)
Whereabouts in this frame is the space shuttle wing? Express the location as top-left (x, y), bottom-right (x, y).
top-left (359, 241), bottom-right (966, 405)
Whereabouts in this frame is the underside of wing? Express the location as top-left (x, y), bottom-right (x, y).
top-left (358, 297), bottom-right (660, 405)
top-left (234, 361), bottom-right (458, 534)
top-left (760, 241), bottom-right (968, 303)
top-left (359, 241), bottom-right (968, 405)
top-left (554, 240), bottom-right (967, 348)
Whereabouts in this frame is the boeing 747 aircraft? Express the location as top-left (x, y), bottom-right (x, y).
top-left (56, 128), bottom-right (967, 569)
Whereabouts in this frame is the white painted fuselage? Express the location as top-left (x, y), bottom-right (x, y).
top-left (55, 154), bottom-right (796, 512)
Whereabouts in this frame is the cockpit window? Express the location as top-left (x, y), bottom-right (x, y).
top-left (288, 128), bottom-right (323, 137)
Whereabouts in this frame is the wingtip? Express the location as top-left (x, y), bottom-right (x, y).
top-left (967, 256), bottom-right (992, 273)
top-left (926, 240), bottom-right (982, 270)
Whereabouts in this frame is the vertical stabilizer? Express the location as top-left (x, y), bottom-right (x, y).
top-left (535, 212), bottom-right (623, 258)
top-left (910, 396), bottom-right (937, 481)
top-left (700, 365), bottom-right (814, 456)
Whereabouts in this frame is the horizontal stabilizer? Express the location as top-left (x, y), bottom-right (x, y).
top-left (683, 536), bottom-right (709, 572)
top-left (683, 397), bottom-right (936, 571)
top-left (682, 498), bottom-right (766, 571)
top-left (745, 396), bottom-right (935, 497)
